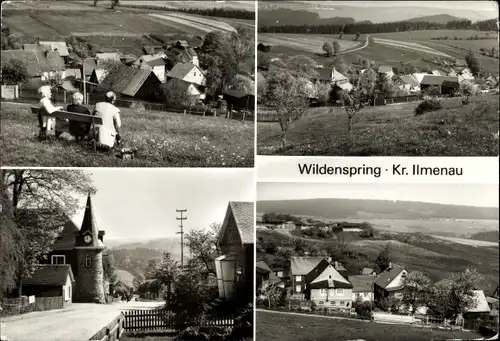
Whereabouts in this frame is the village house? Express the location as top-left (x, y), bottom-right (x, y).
top-left (95, 52), bottom-right (121, 62)
top-left (305, 259), bottom-right (353, 311)
top-left (290, 257), bottom-right (325, 297)
top-left (420, 75), bottom-right (459, 95)
top-left (377, 65), bottom-right (395, 78)
top-left (215, 202), bottom-right (254, 302)
top-left (120, 53), bottom-right (139, 66)
top-left (256, 261), bottom-right (285, 293)
top-left (22, 264), bottom-right (75, 311)
top-left (1, 50), bottom-right (66, 87)
top-left (96, 64), bottom-right (162, 102)
top-left (167, 78), bottom-right (204, 102)
top-left (374, 263), bottom-right (407, 301)
top-left (412, 72), bottom-right (429, 84)
top-left (349, 275), bottom-right (376, 302)
top-left (165, 42), bottom-right (199, 69)
top-left (394, 75), bottom-right (421, 92)
top-left (133, 55), bottom-right (167, 83)
top-left (331, 68), bottom-right (353, 93)
top-left (223, 89), bottom-right (255, 111)
top-left (88, 68), bottom-right (109, 84)
top-left (166, 62), bottom-right (206, 87)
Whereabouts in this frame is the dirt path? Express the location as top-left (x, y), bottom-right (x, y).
top-left (0, 301), bottom-right (163, 341)
top-left (339, 35), bottom-right (371, 55)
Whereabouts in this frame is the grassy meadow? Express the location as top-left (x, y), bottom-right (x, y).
top-left (256, 310), bottom-right (480, 341)
top-left (257, 95), bottom-right (499, 156)
top-left (0, 102), bottom-right (254, 167)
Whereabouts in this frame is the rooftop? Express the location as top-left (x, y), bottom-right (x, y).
top-left (23, 265), bottom-right (74, 286)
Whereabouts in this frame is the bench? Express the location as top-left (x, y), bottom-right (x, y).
top-left (31, 106), bottom-right (103, 152)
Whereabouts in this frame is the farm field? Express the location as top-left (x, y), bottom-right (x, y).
top-left (256, 310), bottom-right (480, 341)
top-left (431, 235), bottom-right (499, 247)
top-left (425, 38), bottom-right (500, 51)
top-left (259, 33), bottom-right (361, 54)
top-left (115, 0), bottom-right (255, 11)
top-left (371, 29), bottom-right (497, 41)
top-left (0, 102), bottom-right (254, 167)
top-left (257, 95), bottom-right (499, 156)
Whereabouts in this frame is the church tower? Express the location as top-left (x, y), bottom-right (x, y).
top-left (74, 193), bottom-right (106, 303)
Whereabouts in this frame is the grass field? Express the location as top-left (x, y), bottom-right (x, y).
top-left (259, 29), bottom-right (499, 74)
top-left (259, 33), bottom-right (361, 54)
top-left (0, 102), bottom-right (254, 167)
top-left (257, 95), bottom-right (499, 156)
top-left (256, 310), bottom-right (479, 341)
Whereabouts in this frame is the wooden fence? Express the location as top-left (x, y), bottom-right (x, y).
top-left (123, 309), bottom-right (234, 332)
top-left (90, 313), bottom-right (125, 341)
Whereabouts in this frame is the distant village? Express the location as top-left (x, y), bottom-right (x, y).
top-left (1, 27), bottom-right (255, 114)
top-left (257, 43), bottom-right (499, 108)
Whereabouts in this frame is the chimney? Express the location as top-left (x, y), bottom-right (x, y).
top-left (388, 262), bottom-right (392, 269)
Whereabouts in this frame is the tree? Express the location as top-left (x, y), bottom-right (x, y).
top-left (133, 273), bottom-right (145, 292)
top-left (262, 283), bottom-right (283, 309)
top-left (460, 80), bottom-right (475, 97)
top-left (258, 51), bottom-right (271, 70)
top-left (161, 80), bottom-right (192, 106)
top-left (103, 252), bottom-right (118, 287)
top-left (425, 85), bottom-right (441, 98)
top-left (338, 31), bottom-right (344, 40)
top-left (427, 269), bottom-right (482, 319)
top-left (47, 73), bottom-right (64, 89)
top-left (257, 73), bottom-right (267, 103)
top-left (1, 32), bottom-right (22, 50)
top-left (2, 170), bottom-right (95, 297)
top-left (355, 32), bottom-right (361, 41)
top-left (332, 40), bottom-right (341, 55)
top-left (184, 222), bottom-right (221, 277)
top-left (110, 0), bottom-right (119, 9)
top-left (229, 74), bottom-right (253, 94)
top-left (0, 171), bottom-right (22, 299)
top-left (167, 273), bottom-right (211, 327)
top-left (331, 56), bottom-right (349, 75)
top-left (322, 42), bottom-right (334, 57)
top-left (286, 55), bottom-right (318, 79)
top-left (147, 252), bottom-right (180, 304)
top-left (354, 298), bottom-right (372, 319)
top-left (375, 242), bottom-right (392, 272)
top-left (262, 69), bottom-right (310, 150)
top-left (465, 51), bottom-right (481, 76)
top-left (1, 59), bottom-right (29, 85)
top-left (359, 222), bottom-right (374, 238)
top-left (342, 87), bottom-right (369, 132)
top-left (93, 0), bottom-right (98, 6)
top-left (401, 271), bottom-right (431, 315)
top-left (316, 82), bottom-right (331, 104)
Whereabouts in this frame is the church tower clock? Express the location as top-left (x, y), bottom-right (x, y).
top-left (74, 194), bottom-right (106, 303)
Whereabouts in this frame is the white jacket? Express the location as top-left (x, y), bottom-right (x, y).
top-left (93, 102), bottom-right (122, 148)
top-left (39, 97), bottom-right (62, 131)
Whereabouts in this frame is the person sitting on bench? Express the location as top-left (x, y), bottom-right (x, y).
top-left (38, 85), bottom-right (63, 139)
top-left (65, 92), bottom-right (92, 140)
top-left (92, 91), bottom-right (122, 150)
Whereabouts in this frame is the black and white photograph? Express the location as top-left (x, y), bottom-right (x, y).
top-left (1, 0), bottom-right (255, 167)
top-left (256, 182), bottom-right (499, 341)
top-left (256, 1), bottom-right (499, 156)
top-left (0, 169), bottom-right (254, 341)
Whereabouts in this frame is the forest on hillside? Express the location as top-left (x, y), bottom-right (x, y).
top-left (259, 18), bottom-right (497, 34)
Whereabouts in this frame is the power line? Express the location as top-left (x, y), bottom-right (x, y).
top-left (176, 209), bottom-right (187, 270)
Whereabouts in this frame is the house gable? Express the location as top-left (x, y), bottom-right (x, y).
top-left (218, 206), bottom-right (242, 248)
top-left (310, 263), bottom-right (350, 285)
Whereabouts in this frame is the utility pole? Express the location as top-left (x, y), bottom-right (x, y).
top-left (176, 209), bottom-right (187, 270)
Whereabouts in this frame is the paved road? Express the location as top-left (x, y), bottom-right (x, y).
top-left (0, 301), bottom-right (164, 341)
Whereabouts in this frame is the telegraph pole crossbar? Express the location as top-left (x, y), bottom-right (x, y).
top-left (176, 209), bottom-right (187, 270)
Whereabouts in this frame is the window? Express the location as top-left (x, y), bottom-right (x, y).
top-left (295, 275), bottom-right (302, 282)
top-left (336, 289), bottom-right (344, 295)
top-left (295, 285), bottom-right (301, 293)
top-left (329, 289), bottom-right (335, 296)
top-left (51, 255), bottom-right (65, 265)
top-left (320, 289), bottom-right (327, 296)
top-left (340, 301), bottom-right (345, 305)
top-left (331, 301), bottom-right (336, 306)
top-left (319, 301), bottom-right (324, 305)
top-left (85, 255), bottom-right (92, 268)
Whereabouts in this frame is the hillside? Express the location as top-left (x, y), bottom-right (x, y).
top-left (406, 14), bottom-right (467, 24)
top-left (257, 198), bottom-right (499, 221)
top-left (470, 230), bottom-right (500, 242)
top-left (258, 8), bottom-right (354, 26)
top-left (110, 247), bottom-right (167, 278)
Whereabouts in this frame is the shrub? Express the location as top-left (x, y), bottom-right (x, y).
top-left (414, 99), bottom-right (442, 116)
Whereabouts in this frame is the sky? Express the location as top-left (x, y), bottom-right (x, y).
top-left (261, 1), bottom-right (498, 22)
top-left (257, 183), bottom-right (499, 208)
top-left (69, 169), bottom-right (254, 241)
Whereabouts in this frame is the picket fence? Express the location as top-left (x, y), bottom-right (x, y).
top-left (123, 309), bottom-right (234, 332)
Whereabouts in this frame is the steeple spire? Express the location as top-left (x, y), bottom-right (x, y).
top-left (80, 192), bottom-right (98, 236)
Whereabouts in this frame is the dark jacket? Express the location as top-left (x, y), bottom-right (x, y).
top-left (66, 104), bottom-right (91, 137)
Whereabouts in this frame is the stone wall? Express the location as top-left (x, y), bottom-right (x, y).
top-left (75, 249), bottom-right (106, 303)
